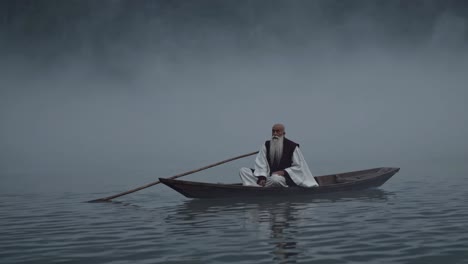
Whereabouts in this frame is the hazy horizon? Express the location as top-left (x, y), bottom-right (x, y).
top-left (1, 1), bottom-right (467, 192)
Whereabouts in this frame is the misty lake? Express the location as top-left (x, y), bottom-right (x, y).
top-left (2, 1), bottom-right (468, 264)
top-left (2, 160), bottom-right (467, 264)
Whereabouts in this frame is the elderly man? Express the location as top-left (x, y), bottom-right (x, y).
top-left (239, 124), bottom-right (318, 187)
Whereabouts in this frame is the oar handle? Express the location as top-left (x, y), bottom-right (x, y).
top-left (87, 151), bottom-right (259, 202)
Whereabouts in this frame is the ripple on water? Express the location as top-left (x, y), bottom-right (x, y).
top-left (2, 171), bottom-right (468, 264)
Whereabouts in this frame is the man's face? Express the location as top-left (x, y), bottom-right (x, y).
top-left (272, 125), bottom-right (285, 139)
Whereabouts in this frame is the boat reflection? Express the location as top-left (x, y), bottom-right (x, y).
top-left (176, 188), bottom-right (392, 210)
top-left (169, 189), bottom-right (393, 263)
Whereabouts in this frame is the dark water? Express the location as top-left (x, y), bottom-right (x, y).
top-left (2, 162), bottom-right (468, 264)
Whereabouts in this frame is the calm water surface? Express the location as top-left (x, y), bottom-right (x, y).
top-left (2, 162), bottom-right (468, 264)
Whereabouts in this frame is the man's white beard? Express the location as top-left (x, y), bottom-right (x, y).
top-left (270, 136), bottom-right (284, 164)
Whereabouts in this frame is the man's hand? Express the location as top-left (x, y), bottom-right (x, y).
top-left (273, 170), bottom-right (285, 176)
top-left (258, 178), bottom-right (266, 187)
top-left (257, 176), bottom-right (267, 187)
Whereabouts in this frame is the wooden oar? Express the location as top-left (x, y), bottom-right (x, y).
top-left (87, 151), bottom-right (259, 202)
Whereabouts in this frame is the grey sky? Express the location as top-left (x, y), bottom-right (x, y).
top-left (1, 1), bottom-right (467, 192)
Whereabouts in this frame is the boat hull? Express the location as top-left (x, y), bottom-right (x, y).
top-left (159, 167), bottom-right (400, 199)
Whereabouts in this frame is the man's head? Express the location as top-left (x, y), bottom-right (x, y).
top-left (271, 123), bottom-right (285, 140)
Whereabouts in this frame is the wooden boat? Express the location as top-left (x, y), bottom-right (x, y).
top-left (159, 167), bottom-right (400, 199)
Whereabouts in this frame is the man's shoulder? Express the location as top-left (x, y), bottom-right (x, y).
top-left (284, 138), bottom-right (300, 147)
top-left (264, 138), bottom-right (300, 148)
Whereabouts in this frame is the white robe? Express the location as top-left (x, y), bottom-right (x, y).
top-left (239, 144), bottom-right (318, 187)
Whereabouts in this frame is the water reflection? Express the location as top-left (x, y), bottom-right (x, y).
top-left (168, 189), bottom-right (392, 263)
top-left (175, 188), bottom-right (392, 212)
top-left (263, 201), bottom-right (299, 264)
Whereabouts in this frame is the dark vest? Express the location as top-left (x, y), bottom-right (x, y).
top-left (265, 138), bottom-right (299, 174)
